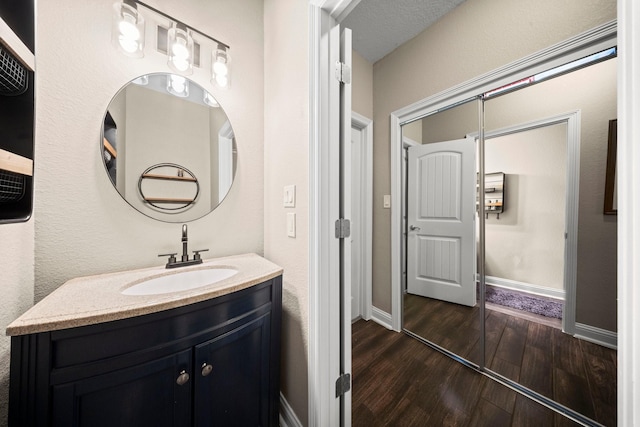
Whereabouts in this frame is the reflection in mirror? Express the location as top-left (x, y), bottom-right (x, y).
top-left (401, 97), bottom-right (482, 366)
top-left (482, 56), bottom-right (617, 425)
top-left (101, 73), bottom-right (237, 222)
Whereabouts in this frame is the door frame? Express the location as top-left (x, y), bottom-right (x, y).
top-left (389, 22), bottom-right (617, 331)
top-left (468, 111), bottom-right (581, 336)
top-left (351, 112), bottom-right (373, 321)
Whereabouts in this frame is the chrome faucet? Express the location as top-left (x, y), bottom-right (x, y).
top-left (159, 224), bottom-right (209, 269)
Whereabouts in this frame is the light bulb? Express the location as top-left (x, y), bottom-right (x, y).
top-left (167, 74), bottom-right (189, 97)
top-left (213, 60), bottom-right (228, 76)
top-left (215, 73), bottom-right (228, 88)
top-left (118, 15), bottom-right (140, 40)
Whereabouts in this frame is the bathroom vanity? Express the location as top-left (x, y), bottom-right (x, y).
top-left (6, 253), bottom-right (282, 427)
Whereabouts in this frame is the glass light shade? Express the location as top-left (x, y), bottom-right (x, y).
top-left (166, 74), bottom-right (189, 98)
top-left (112, 2), bottom-right (145, 58)
top-left (167, 25), bottom-right (194, 75)
top-left (211, 45), bottom-right (231, 89)
top-left (132, 75), bottom-right (149, 85)
top-left (203, 92), bottom-right (220, 107)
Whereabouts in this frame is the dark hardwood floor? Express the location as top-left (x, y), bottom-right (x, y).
top-left (353, 304), bottom-right (616, 426)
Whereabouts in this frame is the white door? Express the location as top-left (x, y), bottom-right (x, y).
top-left (407, 138), bottom-right (476, 306)
top-left (335, 25), bottom-right (353, 427)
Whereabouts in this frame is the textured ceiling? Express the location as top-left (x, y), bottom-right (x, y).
top-left (342, 0), bottom-right (467, 64)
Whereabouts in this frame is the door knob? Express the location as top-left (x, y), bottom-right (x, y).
top-left (410, 225), bottom-right (421, 231)
top-left (176, 370), bottom-right (190, 386)
top-left (201, 363), bottom-right (213, 377)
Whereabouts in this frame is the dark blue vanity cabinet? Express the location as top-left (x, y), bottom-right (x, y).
top-left (9, 276), bottom-right (282, 427)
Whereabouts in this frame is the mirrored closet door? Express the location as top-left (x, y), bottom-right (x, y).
top-left (401, 49), bottom-right (617, 426)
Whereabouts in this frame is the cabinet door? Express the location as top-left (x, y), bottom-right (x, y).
top-left (51, 349), bottom-right (192, 427)
top-left (194, 313), bottom-right (272, 427)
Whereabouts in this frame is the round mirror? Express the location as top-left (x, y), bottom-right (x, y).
top-left (101, 73), bottom-right (237, 222)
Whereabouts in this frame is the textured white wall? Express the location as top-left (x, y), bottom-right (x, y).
top-left (263, 0), bottom-right (309, 424)
top-left (371, 0), bottom-right (616, 314)
top-left (34, 0), bottom-right (265, 303)
top-left (0, 222), bottom-right (34, 427)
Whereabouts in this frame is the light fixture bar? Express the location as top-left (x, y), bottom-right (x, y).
top-left (134, 0), bottom-right (229, 50)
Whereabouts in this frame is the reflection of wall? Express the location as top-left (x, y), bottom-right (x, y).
top-left (402, 120), bottom-right (422, 143)
top-left (484, 124), bottom-right (567, 291)
top-left (371, 0), bottom-right (616, 318)
top-left (124, 84), bottom-right (212, 220)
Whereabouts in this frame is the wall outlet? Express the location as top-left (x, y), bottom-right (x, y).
top-left (284, 185), bottom-right (296, 207)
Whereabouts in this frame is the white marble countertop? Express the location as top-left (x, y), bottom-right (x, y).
top-left (6, 253), bottom-right (283, 336)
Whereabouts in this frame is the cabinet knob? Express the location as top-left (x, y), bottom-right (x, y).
top-left (201, 363), bottom-right (213, 377)
top-left (176, 370), bottom-right (190, 386)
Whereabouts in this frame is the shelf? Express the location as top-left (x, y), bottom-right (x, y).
top-left (0, 16), bottom-right (34, 71)
top-left (141, 173), bottom-right (197, 182)
top-left (103, 138), bottom-right (117, 159)
top-left (0, 148), bottom-right (33, 176)
top-left (143, 197), bottom-right (195, 204)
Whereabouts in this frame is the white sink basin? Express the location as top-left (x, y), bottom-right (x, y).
top-left (122, 268), bottom-right (238, 296)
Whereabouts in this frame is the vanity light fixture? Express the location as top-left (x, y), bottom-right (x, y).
top-left (167, 23), bottom-right (194, 75)
top-left (111, 1), bottom-right (231, 90)
top-left (166, 74), bottom-right (189, 98)
top-left (211, 45), bottom-right (230, 89)
top-left (112, 0), bottom-right (145, 57)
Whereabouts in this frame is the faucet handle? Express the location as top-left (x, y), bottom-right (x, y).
top-left (192, 249), bottom-right (209, 261)
top-left (158, 253), bottom-right (178, 265)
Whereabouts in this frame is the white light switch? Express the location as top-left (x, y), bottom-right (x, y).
top-left (383, 195), bottom-right (391, 209)
top-left (287, 212), bottom-right (296, 237)
top-left (284, 185), bottom-right (296, 207)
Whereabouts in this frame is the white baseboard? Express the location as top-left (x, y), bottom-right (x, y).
top-left (371, 306), bottom-right (393, 330)
top-left (484, 275), bottom-right (565, 300)
top-left (574, 323), bottom-right (617, 350)
top-left (279, 392), bottom-right (303, 427)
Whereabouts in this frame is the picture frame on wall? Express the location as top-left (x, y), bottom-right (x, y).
top-left (604, 119), bottom-right (617, 215)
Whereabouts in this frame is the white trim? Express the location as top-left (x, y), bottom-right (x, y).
top-left (485, 276), bottom-right (565, 300)
top-left (308, 4), bottom-right (335, 427)
top-left (371, 306), bottom-right (393, 330)
top-left (351, 112), bottom-right (373, 321)
top-left (390, 21), bottom-right (615, 336)
top-left (574, 323), bottom-right (617, 350)
top-left (309, 1), bottom-right (358, 425)
top-left (280, 392), bottom-right (304, 427)
top-left (617, 1), bottom-right (639, 425)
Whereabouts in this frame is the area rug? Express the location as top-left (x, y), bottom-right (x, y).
top-left (484, 286), bottom-right (563, 319)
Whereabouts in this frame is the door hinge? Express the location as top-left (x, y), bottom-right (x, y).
top-left (335, 373), bottom-right (351, 397)
top-left (335, 61), bottom-right (351, 84)
top-left (335, 218), bottom-right (351, 239)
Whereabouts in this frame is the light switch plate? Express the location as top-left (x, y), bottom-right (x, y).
top-left (284, 185), bottom-right (296, 208)
top-left (383, 195), bottom-right (391, 209)
top-left (287, 212), bottom-right (296, 237)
